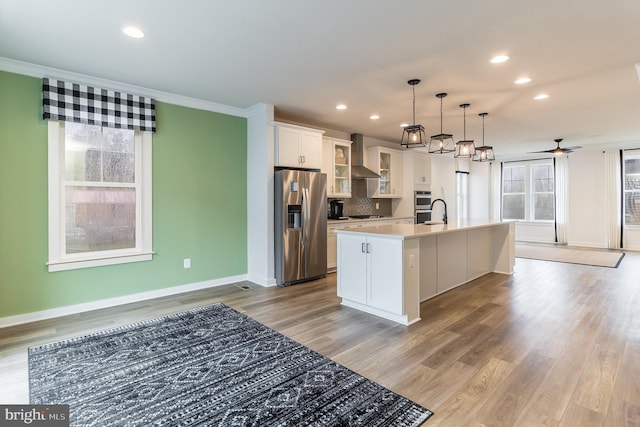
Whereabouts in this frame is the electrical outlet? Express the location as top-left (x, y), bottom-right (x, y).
top-left (408, 254), bottom-right (415, 268)
top-left (183, 258), bottom-right (191, 269)
top-left (375, 202), bottom-right (380, 209)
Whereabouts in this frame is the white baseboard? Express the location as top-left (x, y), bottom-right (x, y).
top-left (246, 273), bottom-right (278, 287)
top-left (0, 274), bottom-right (249, 328)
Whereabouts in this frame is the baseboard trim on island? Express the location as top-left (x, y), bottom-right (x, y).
top-left (340, 299), bottom-right (421, 326)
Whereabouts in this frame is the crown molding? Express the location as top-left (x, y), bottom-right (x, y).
top-left (0, 56), bottom-right (251, 118)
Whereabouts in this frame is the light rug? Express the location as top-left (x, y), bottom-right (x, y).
top-left (29, 303), bottom-right (433, 426)
top-left (516, 243), bottom-right (625, 268)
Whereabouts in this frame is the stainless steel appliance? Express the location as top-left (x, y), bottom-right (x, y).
top-left (414, 190), bottom-right (432, 224)
top-left (275, 169), bottom-right (327, 286)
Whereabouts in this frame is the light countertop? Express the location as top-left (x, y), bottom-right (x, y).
top-left (334, 219), bottom-right (511, 239)
top-left (327, 216), bottom-right (413, 225)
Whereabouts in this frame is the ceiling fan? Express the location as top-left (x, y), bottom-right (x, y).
top-left (530, 138), bottom-right (581, 155)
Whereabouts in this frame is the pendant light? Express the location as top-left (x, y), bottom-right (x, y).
top-left (400, 79), bottom-right (427, 148)
top-left (472, 112), bottom-right (495, 162)
top-left (428, 93), bottom-right (455, 154)
top-left (454, 103), bottom-right (475, 158)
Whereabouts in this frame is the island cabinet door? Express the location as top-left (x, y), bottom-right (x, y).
top-left (367, 237), bottom-right (403, 314)
top-left (337, 233), bottom-right (368, 304)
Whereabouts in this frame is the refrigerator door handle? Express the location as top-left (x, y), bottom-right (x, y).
top-left (301, 188), bottom-right (309, 246)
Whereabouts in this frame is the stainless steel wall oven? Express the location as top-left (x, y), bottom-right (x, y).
top-left (414, 191), bottom-right (432, 224)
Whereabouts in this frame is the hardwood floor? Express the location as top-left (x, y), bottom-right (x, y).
top-left (2, 253), bottom-right (640, 426)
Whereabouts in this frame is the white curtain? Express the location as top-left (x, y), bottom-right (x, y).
top-left (554, 155), bottom-right (569, 244)
top-left (604, 150), bottom-right (621, 248)
top-left (489, 161), bottom-right (501, 221)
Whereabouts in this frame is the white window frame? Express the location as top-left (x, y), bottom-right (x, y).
top-left (47, 120), bottom-right (153, 272)
top-left (623, 149), bottom-right (640, 227)
top-left (502, 160), bottom-right (555, 223)
top-left (456, 171), bottom-right (469, 220)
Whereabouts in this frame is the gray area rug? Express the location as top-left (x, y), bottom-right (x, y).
top-left (515, 243), bottom-right (625, 268)
top-left (29, 303), bottom-right (432, 426)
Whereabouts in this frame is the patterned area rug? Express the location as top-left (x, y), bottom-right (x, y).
top-left (29, 303), bottom-right (432, 426)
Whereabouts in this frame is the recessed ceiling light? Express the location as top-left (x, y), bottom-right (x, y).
top-left (336, 104), bottom-right (347, 110)
top-left (122, 26), bottom-right (145, 39)
top-left (370, 114), bottom-right (380, 120)
top-left (514, 77), bottom-right (532, 84)
top-left (533, 93), bottom-right (549, 100)
top-left (400, 123), bottom-right (409, 128)
top-left (490, 55), bottom-right (510, 64)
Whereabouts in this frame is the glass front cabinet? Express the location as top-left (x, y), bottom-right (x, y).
top-left (322, 137), bottom-right (352, 198)
top-left (367, 146), bottom-right (403, 198)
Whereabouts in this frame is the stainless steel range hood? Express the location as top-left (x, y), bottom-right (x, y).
top-left (350, 133), bottom-right (381, 179)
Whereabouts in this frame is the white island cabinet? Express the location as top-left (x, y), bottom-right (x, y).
top-left (338, 233), bottom-right (404, 316)
top-left (336, 220), bottom-right (514, 325)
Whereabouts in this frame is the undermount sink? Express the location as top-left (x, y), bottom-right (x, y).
top-left (423, 221), bottom-right (444, 225)
top-left (349, 215), bottom-right (384, 219)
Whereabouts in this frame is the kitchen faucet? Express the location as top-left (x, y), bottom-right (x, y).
top-left (430, 198), bottom-right (448, 224)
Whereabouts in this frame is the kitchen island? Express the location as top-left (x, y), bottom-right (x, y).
top-left (335, 220), bottom-right (515, 325)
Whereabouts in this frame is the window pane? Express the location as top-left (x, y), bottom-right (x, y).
top-left (625, 192), bottom-right (640, 225)
top-left (503, 166), bottom-right (525, 193)
top-left (102, 127), bottom-right (135, 183)
top-left (65, 123), bottom-right (134, 183)
top-left (65, 186), bottom-right (136, 253)
top-left (503, 194), bottom-right (525, 220)
top-left (534, 193), bottom-right (555, 220)
top-left (625, 157), bottom-right (640, 191)
top-left (533, 165), bottom-right (554, 192)
top-left (65, 122), bottom-right (101, 181)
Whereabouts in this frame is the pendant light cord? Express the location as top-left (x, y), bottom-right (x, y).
top-left (440, 97), bottom-right (443, 132)
top-left (463, 106), bottom-right (467, 139)
top-left (412, 85), bottom-right (416, 126)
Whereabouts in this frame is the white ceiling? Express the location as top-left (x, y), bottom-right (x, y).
top-left (2, 0), bottom-right (640, 156)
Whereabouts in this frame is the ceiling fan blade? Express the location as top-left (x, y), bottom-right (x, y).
top-left (528, 143), bottom-right (582, 154)
top-left (528, 149), bottom-right (556, 154)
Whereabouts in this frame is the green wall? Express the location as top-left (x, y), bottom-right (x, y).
top-left (0, 70), bottom-right (247, 318)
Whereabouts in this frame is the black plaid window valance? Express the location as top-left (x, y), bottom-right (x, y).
top-left (42, 78), bottom-right (156, 133)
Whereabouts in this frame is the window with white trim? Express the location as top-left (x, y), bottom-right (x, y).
top-left (623, 149), bottom-right (640, 226)
top-left (48, 121), bottom-right (153, 271)
top-left (42, 78), bottom-right (155, 272)
top-left (502, 160), bottom-right (554, 222)
top-left (456, 171), bottom-right (469, 220)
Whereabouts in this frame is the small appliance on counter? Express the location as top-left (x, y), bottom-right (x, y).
top-left (329, 200), bottom-right (347, 220)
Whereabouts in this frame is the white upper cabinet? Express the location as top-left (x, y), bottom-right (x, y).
top-left (368, 146), bottom-right (403, 198)
top-left (413, 151), bottom-right (431, 187)
top-left (274, 122), bottom-right (324, 169)
top-left (322, 137), bottom-right (352, 198)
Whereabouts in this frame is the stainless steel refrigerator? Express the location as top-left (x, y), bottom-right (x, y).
top-left (275, 169), bottom-right (327, 286)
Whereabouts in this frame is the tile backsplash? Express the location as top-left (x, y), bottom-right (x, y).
top-left (327, 179), bottom-right (391, 217)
